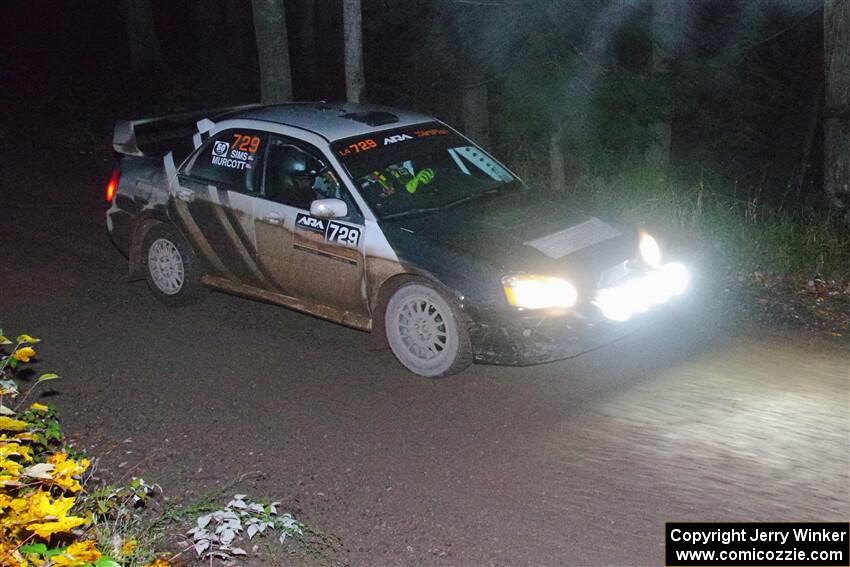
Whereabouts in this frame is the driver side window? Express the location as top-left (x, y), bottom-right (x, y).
top-left (261, 137), bottom-right (360, 221)
top-left (262, 141), bottom-right (320, 209)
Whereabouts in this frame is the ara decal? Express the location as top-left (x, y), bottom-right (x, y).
top-left (295, 213), bottom-right (361, 247)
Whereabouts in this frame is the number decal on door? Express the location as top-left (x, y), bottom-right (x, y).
top-left (294, 214), bottom-right (361, 247)
top-left (326, 221), bottom-right (360, 247)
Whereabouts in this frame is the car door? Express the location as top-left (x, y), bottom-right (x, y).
top-left (253, 136), bottom-right (369, 321)
top-left (173, 129), bottom-right (272, 288)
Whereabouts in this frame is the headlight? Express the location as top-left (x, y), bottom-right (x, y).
top-left (502, 275), bottom-right (578, 310)
top-left (639, 231), bottom-right (662, 267)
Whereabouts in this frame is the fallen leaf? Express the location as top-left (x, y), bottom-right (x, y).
top-left (0, 417), bottom-right (28, 431)
top-left (24, 462), bottom-right (55, 480)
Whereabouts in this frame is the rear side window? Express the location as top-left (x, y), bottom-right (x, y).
top-left (182, 129), bottom-right (265, 193)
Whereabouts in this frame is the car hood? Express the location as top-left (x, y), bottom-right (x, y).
top-left (378, 190), bottom-right (638, 296)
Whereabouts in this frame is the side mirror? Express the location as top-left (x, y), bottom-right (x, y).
top-left (310, 198), bottom-right (348, 219)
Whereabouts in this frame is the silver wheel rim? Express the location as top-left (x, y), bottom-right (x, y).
top-left (148, 238), bottom-right (185, 295)
top-left (394, 295), bottom-right (449, 363)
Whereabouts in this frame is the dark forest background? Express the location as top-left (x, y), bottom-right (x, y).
top-left (2, 0), bottom-right (848, 275)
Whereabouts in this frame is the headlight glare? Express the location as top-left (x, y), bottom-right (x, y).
top-left (639, 232), bottom-right (662, 268)
top-left (503, 275), bottom-right (578, 310)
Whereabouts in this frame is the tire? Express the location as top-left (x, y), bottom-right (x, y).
top-left (384, 282), bottom-right (472, 377)
top-left (141, 223), bottom-right (205, 306)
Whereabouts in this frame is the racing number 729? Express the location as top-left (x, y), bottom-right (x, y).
top-left (326, 221), bottom-right (360, 247)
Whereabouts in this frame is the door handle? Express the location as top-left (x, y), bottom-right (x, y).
top-left (263, 213), bottom-right (283, 225)
top-left (176, 188), bottom-right (194, 202)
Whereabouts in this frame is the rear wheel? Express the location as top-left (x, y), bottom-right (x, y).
top-left (141, 224), bottom-right (205, 306)
top-left (384, 283), bottom-right (472, 377)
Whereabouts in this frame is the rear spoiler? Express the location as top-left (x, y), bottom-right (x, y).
top-left (112, 104), bottom-right (265, 157)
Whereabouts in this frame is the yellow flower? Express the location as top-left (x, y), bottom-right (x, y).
top-left (0, 493), bottom-right (14, 512)
top-left (0, 457), bottom-right (23, 476)
top-left (0, 442), bottom-right (33, 462)
top-left (0, 417), bottom-right (28, 432)
top-left (46, 453), bottom-right (90, 493)
top-left (29, 403), bottom-right (49, 412)
top-left (28, 515), bottom-right (87, 538)
top-left (12, 347), bottom-right (36, 363)
top-left (51, 540), bottom-right (102, 566)
top-left (121, 539), bottom-right (138, 557)
top-left (142, 559), bottom-right (171, 567)
top-left (8, 496), bottom-right (28, 514)
top-left (13, 432), bottom-right (38, 442)
top-left (13, 492), bottom-right (87, 538)
top-left (25, 490), bottom-right (73, 518)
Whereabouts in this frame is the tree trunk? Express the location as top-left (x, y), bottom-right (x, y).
top-left (560, 1), bottom-right (638, 182)
top-left (343, 0), bottom-right (365, 102)
top-left (824, 0), bottom-right (850, 216)
top-left (646, 0), bottom-right (680, 167)
top-left (118, 0), bottom-right (162, 75)
top-left (252, 0), bottom-right (293, 103)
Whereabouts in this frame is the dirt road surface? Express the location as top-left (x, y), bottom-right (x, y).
top-left (2, 151), bottom-right (847, 566)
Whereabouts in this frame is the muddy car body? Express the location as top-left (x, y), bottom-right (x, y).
top-left (106, 102), bottom-right (689, 376)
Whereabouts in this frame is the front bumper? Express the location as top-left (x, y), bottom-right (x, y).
top-left (468, 308), bottom-right (645, 366)
top-left (467, 262), bottom-right (689, 366)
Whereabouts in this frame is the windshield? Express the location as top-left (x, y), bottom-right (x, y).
top-left (331, 122), bottom-right (519, 219)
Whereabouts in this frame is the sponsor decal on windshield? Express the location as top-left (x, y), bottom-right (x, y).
top-left (337, 127), bottom-right (451, 158)
top-left (384, 134), bottom-right (412, 144)
top-left (338, 138), bottom-right (378, 157)
top-left (413, 128), bottom-right (449, 138)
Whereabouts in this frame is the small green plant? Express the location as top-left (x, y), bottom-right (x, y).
top-left (185, 494), bottom-right (304, 561)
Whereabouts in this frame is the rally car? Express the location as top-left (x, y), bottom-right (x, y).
top-left (106, 102), bottom-right (689, 377)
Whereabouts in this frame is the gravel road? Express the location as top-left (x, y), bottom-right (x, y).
top-left (1, 150), bottom-right (847, 566)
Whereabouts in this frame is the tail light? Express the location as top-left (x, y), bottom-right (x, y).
top-left (105, 169), bottom-right (120, 202)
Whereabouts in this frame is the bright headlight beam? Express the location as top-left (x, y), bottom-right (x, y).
top-left (661, 262), bottom-right (689, 296)
top-left (503, 275), bottom-right (578, 310)
top-left (594, 262), bottom-right (689, 322)
top-left (639, 232), bottom-right (662, 268)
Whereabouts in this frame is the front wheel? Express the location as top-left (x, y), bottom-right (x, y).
top-left (141, 224), bottom-right (205, 306)
top-left (384, 283), bottom-right (472, 377)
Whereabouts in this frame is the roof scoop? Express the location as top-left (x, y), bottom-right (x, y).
top-left (340, 111), bottom-right (399, 127)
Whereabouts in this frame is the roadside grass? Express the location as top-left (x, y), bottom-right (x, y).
top-left (0, 331), bottom-right (344, 567)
